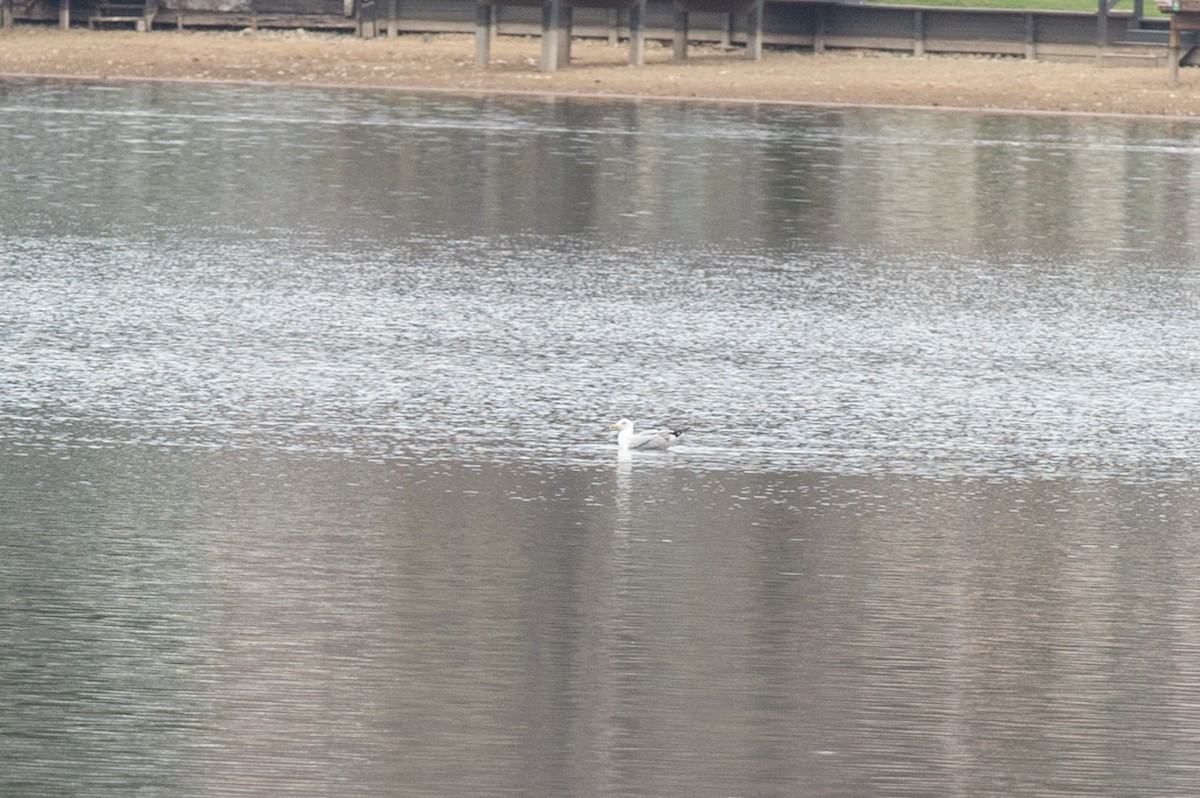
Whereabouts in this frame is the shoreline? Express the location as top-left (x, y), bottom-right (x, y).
top-left (11, 67), bottom-right (1200, 124)
top-left (1, 27), bottom-right (1199, 119)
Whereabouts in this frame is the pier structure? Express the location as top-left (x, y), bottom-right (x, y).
top-left (2, 0), bottom-right (1195, 79)
top-left (671, 0), bottom-right (764, 61)
top-left (474, 0), bottom-right (647, 71)
top-left (472, 0), bottom-right (765, 70)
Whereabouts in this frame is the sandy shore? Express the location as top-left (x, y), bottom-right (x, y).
top-left (1, 26), bottom-right (1199, 118)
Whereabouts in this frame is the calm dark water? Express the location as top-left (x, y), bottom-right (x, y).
top-left (4, 79), bottom-right (1200, 797)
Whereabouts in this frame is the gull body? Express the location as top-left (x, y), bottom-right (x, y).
top-left (611, 418), bottom-right (687, 451)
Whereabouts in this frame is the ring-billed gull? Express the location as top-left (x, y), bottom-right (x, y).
top-left (610, 418), bottom-right (688, 451)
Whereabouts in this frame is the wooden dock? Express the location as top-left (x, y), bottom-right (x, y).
top-left (1, 0), bottom-right (1190, 78)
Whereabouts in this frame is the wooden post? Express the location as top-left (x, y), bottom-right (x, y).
top-left (1096, 0), bottom-right (1107, 51)
top-left (629, 0), bottom-right (646, 66)
top-left (475, 1), bottom-right (491, 67)
top-left (359, 0), bottom-right (378, 37)
top-left (61, 0), bottom-right (72, 28)
top-left (813, 5), bottom-right (825, 54)
top-left (673, 8), bottom-right (688, 60)
top-left (136, 0), bottom-right (154, 31)
top-left (745, 0), bottom-right (763, 61)
top-left (607, 8), bottom-right (618, 45)
top-left (1169, 20), bottom-right (1180, 87)
top-left (541, 0), bottom-right (561, 72)
top-left (913, 9), bottom-right (925, 57)
top-left (1, 0), bottom-right (11, 30)
top-left (387, 0), bottom-right (397, 37)
top-left (1024, 13), bottom-right (1035, 60)
top-left (721, 13), bottom-right (733, 49)
top-left (558, 4), bottom-right (572, 68)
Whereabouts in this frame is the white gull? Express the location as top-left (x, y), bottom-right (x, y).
top-left (610, 418), bottom-right (688, 451)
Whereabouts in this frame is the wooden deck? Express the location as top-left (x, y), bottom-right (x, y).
top-left (1, 0), bottom-right (1188, 77)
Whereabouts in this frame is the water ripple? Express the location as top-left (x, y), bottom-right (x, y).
top-left (3, 234), bottom-right (1198, 482)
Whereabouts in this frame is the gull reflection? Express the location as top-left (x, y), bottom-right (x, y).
top-left (614, 449), bottom-right (634, 536)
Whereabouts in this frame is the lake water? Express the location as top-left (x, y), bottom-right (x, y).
top-left (3, 78), bottom-right (1200, 797)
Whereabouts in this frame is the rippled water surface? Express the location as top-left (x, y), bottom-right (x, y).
top-left (4, 79), bottom-right (1200, 797)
